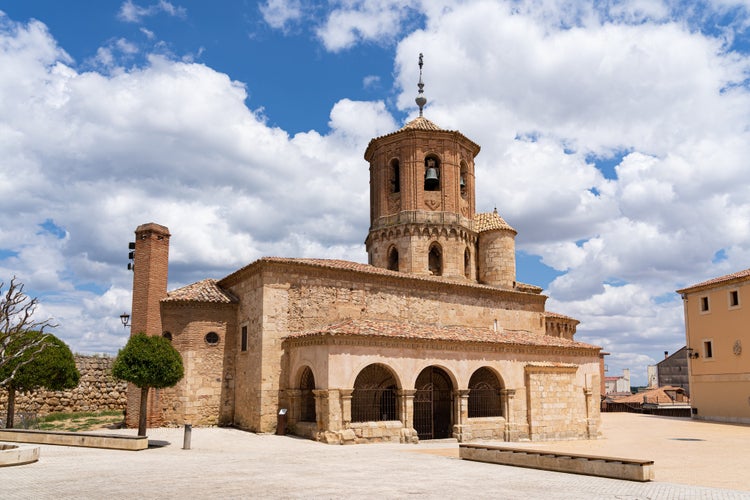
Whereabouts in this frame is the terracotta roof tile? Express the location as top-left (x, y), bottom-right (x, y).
top-left (677, 267), bottom-right (750, 293)
top-left (163, 279), bottom-right (238, 303)
top-left (285, 318), bottom-right (599, 350)
top-left (545, 311), bottom-right (579, 323)
top-left (610, 386), bottom-right (689, 404)
top-left (224, 257), bottom-right (544, 295)
top-left (399, 116), bottom-right (443, 131)
top-left (474, 211), bottom-right (516, 234)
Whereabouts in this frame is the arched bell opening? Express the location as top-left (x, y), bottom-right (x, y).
top-left (424, 156), bottom-right (440, 191)
top-left (387, 246), bottom-right (399, 272)
top-left (428, 243), bottom-right (442, 276)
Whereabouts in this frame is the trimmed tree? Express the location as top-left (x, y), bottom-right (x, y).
top-left (112, 332), bottom-right (184, 436)
top-left (0, 331), bottom-right (80, 428)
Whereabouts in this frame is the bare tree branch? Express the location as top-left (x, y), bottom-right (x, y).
top-left (0, 277), bottom-right (57, 387)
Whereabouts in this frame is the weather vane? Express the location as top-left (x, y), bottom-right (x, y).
top-left (416, 53), bottom-right (426, 117)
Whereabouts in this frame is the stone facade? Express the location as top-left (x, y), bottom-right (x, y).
top-left (0, 355), bottom-right (127, 421)
top-left (126, 105), bottom-right (602, 443)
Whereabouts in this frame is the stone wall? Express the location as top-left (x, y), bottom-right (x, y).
top-left (0, 355), bottom-right (127, 419)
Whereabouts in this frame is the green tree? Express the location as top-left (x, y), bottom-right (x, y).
top-left (112, 332), bottom-right (184, 436)
top-left (1, 277), bottom-right (57, 387)
top-left (0, 331), bottom-right (80, 428)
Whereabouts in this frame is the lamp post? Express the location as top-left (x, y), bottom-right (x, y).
top-left (120, 313), bottom-right (131, 328)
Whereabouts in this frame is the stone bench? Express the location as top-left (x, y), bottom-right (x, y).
top-left (0, 429), bottom-right (148, 451)
top-left (459, 443), bottom-right (654, 482)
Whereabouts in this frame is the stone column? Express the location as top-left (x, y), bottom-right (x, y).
top-left (313, 389), bottom-right (329, 432)
top-left (583, 388), bottom-right (599, 438)
top-left (454, 389), bottom-right (471, 442)
top-left (501, 389), bottom-right (516, 441)
top-left (339, 389), bottom-right (353, 428)
top-left (286, 389), bottom-right (301, 424)
top-left (398, 389), bottom-right (418, 443)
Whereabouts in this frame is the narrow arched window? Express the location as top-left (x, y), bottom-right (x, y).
top-left (424, 156), bottom-right (440, 191)
top-left (390, 159), bottom-right (400, 193)
top-left (428, 243), bottom-right (442, 276)
top-left (387, 246), bottom-right (399, 271)
top-left (460, 161), bottom-right (468, 199)
top-left (464, 248), bottom-right (471, 279)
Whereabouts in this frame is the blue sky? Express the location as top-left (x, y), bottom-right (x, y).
top-left (3, 0), bottom-right (750, 386)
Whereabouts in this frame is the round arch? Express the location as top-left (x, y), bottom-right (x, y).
top-left (468, 366), bottom-right (504, 418)
top-left (414, 365), bottom-right (455, 440)
top-left (298, 366), bottom-right (317, 422)
top-left (351, 363), bottom-right (400, 423)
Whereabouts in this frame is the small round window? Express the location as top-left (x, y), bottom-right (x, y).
top-left (162, 331), bottom-right (173, 341)
top-left (205, 332), bottom-right (220, 345)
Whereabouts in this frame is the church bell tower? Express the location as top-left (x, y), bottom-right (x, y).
top-left (364, 54), bottom-right (482, 280)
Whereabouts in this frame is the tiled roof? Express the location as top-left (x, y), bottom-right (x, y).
top-left (163, 279), bottom-right (238, 303)
top-left (474, 211), bottom-right (516, 234)
top-left (399, 116), bottom-right (443, 131)
top-left (285, 318), bottom-right (599, 350)
top-left (610, 386), bottom-right (689, 404)
top-left (677, 267), bottom-right (750, 293)
top-left (222, 257), bottom-right (544, 295)
top-left (545, 311), bottom-right (579, 322)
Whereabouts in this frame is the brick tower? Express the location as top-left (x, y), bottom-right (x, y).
top-left (126, 222), bottom-right (170, 427)
top-left (365, 55), bottom-right (482, 280)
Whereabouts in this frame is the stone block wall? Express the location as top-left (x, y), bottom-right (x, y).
top-left (0, 355), bottom-right (127, 419)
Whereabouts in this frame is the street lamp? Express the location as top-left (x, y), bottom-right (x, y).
top-left (120, 313), bottom-right (131, 328)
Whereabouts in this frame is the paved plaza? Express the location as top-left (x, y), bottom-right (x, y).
top-left (1, 413), bottom-right (749, 499)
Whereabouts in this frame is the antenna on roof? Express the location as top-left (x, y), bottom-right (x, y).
top-left (416, 53), bottom-right (426, 117)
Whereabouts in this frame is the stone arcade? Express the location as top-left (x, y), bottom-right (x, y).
top-left (125, 63), bottom-right (601, 444)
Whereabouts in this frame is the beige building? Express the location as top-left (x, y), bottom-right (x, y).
top-left (677, 269), bottom-right (750, 424)
top-left (125, 78), bottom-right (602, 444)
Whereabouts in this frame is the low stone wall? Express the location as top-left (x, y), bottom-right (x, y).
top-left (0, 355), bottom-right (127, 420)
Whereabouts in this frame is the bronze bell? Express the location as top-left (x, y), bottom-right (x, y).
top-left (425, 167), bottom-right (439, 187)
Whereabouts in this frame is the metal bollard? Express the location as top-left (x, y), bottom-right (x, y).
top-left (183, 423), bottom-right (192, 450)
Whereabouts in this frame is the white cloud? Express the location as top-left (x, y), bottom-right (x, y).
top-left (259, 0), bottom-right (303, 30)
top-left (118, 0), bottom-right (187, 24)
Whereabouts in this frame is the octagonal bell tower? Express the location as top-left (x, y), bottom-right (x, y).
top-left (365, 55), bottom-right (481, 280)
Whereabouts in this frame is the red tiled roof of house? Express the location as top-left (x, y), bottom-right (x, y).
top-left (676, 267), bottom-right (750, 293)
top-left (285, 318), bottom-right (599, 350)
top-left (163, 278), bottom-right (238, 303)
top-left (610, 386), bottom-right (688, 404)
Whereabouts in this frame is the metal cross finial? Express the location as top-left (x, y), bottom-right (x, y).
top-left (416, 53), bottom-right (427, 116)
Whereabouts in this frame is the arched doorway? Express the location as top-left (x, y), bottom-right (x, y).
top-left (414, 366), bottom-right (453, 440)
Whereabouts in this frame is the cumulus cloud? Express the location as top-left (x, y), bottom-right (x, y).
top-left (259, 0), bottom-right (303, 30)
top-left (118, 0), bottom-right (187, 23)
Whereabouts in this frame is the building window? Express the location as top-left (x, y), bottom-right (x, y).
top-left (700, 296), bottom-right (710, 312)
top-left (241, 326), bottom-right (248, 351)
top-left (703, 340), bottom-right (713, 359)
top-left (729, 290), bottom-right (740, 308)
top-left (390, 159), bottom-right (400, 193)
top-left (424, 157), bottom-right (440, 191)
top-left (428, 243), bottom-right (442, 276)
top-left (464, 248), bottom-right (471, 279)
top-left (205, 331), bottom-right (220, 345)
top-left (387, 246), bottom-right (399, 271)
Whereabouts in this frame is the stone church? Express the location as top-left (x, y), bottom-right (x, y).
top-left (126, 66), bottom-right (601, 444)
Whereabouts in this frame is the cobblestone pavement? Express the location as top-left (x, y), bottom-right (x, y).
top-left (1, 414), bottom-right (749, 499)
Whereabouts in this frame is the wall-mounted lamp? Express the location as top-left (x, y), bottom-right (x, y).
top-left (120, 313), bottom-right (131, 328)
top-left (687, 347), bottom-right (699, 359)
